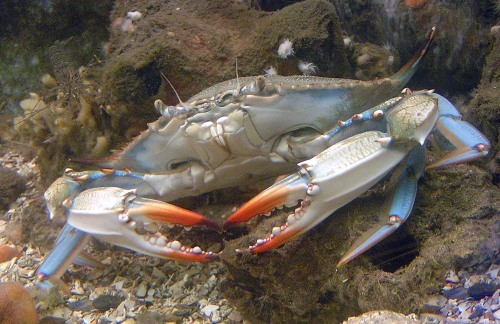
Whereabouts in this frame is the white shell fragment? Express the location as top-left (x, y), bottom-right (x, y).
top-left (126, 11), bottom-right (142, 21)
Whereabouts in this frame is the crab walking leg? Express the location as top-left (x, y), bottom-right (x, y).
top-left (36, 224), bottom-right (91, 290)
top-left (337, 144), bottom-right (426, 266)
top-left (227, 131), bottom-right (413, 254)
top-left (426, 94), bottom-right (490, 169)
top-left (65, 187), bottom-right (220, 262)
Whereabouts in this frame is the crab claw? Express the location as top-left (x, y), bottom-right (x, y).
top-left (228, 131), bottom-right (411, 255)
top-left (426, 93), bottom-right (490, 169)
top-left (65, 187), bottom-right (220, 262)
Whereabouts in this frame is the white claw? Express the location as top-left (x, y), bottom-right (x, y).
top-left (287, 214), bottom-right (296, 225)
top-left (272, 227), bottom-right (281, 236)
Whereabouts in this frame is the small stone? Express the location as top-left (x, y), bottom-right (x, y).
top-left (493, 308), bottom-right (500, 320)
top-left (39, 316), bottom-right (65, 324)
top-left (201, 304), bottom-right (219, 317)
top-left (445, 270), bottom-right (460, 283)
top-left (443, 287), bottom-right (467, 300)
top-left (92, 294), bottom-right (125, 312)
top-left (227, 309), bottom-right (243, 322)
top-left (422, 295), bottom-right (447, 314)
top-left (211, 310), bottom-right (222, 323)
top-left (135, 281), bottom-right (148, 298)
top-left (468, 283), bottom-right (498, 300)
top-left (135, 311), bottom-right (166, 324)
top-left (172, 307), bottom-right (193, 316)
top-left (67, 299), bottom-right (92, 312)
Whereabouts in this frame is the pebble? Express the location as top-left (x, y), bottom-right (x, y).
top-left (92, 294), bottom-right (125, 312)
top-left (201, 304), bottom-right (219, 317)
top-left (493, 308), bottom-right (500, 320)
top-left (135, 281), bottom-right (148, 298)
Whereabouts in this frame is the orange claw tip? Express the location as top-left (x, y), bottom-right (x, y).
top-left (247, 226), bottom-right (301, 254)
top-left (131, 199), bottom-right (221, 232)
top-left (164, 250), bottom-right (220, 262)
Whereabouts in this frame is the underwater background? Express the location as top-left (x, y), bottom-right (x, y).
top-left (1, 0), bottom-right (500, 323)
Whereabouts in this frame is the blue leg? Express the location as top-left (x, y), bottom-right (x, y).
top-left (337, 144), bottom-right (426, 266)
top-left (36, 224), bottom-right (91, 290)
top-left (427, 94), bottom-right (490, 169)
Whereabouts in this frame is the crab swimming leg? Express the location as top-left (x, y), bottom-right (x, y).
top-left (426, 93), bottom-right (489, 169)
top-left (337, 93), bottom-right (490, 266)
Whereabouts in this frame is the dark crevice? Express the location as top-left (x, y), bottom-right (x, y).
top-left (365, 226), bottom-right (419, 273)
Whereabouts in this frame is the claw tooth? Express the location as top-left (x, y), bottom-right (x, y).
top-left (149, 236), bottom-right (158, 245)
top-left (256, 239), bottom-right (265, 245)
top-left (307, 184), bottom-right (320, 195)
top-left (201, 121), bottom-right (213, 129)
top-left (264, 211), bottom-right (272, 216)
top-left (128, 221), bottom-right (137, 229)
top-left (272, 227), bottom-right (281, 236)
top-left (157, 236), bottom-right (167, 247)
top-left (287, 214), bottom-right (296, 225)
top-left (171, 240), bottom-right (181, 250)
top-left (144, 234), bottom-right (151, 241)
top-left (118, 214), bottom-right (129, 223)
top-left (285, 201), bottom-right (297, 208)
top-left (192, 246), bottom-right (202, 254)
top-left (276, 205), bottom-right (284, 210)
top-left (184, 226), bottom-right (192, 231)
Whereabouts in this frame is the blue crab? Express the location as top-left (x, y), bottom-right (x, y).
top-left (36, 28), bottom-right (489, 287)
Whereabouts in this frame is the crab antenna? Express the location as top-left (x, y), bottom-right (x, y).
top-left (161, 72), bottom-right (187, 108)
top-left (235, 58), bottom-right (240, 90)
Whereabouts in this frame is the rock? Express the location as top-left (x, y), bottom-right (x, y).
top-left (0, 245), bottom-right (22, 263)
top-left (342, 310), bottom-right (419, 323)
top-left (91, 294), bottom-right (125, 312)
top-left (134, 281), bottom-right (148, 298)
top-left (422, 295), bottom-right (447, 314)
top-left (135, 311), bottom-right (167, 324)
top-left (0, 281), bottom-right (39, 324)
top-left (39, 317), bottom-right (65, 324)
top-left (0, 167), bottom-right (25, 211)
top-left (468, 282), bottom-right (499, 300)
top-left (67, 299), bottom-right (92, 312)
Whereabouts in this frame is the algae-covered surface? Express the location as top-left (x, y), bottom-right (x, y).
top-left (1, 0), bottom-right (500, 323)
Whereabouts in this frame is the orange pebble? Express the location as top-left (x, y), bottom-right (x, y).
top-left (404, 0), bottom-right (427, 9)
top-left (0, 245), bottom-right (22, 263)
top-left (0, 282), bottom-right (39, 324)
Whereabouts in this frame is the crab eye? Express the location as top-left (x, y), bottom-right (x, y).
top-left (196, 102), bottom-right (211, 113)
top-left (215, 91), bottom-right (234, 107)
